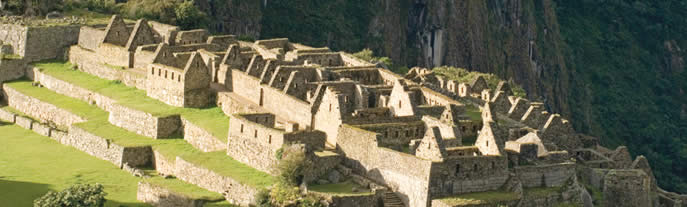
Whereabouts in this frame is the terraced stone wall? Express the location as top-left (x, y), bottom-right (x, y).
top-left (137, 182), bottom-right (207, 207)
top-left (2, 84), bottom-right (86, 126)
top-left (513, 162), bottom-right (576, 188)
top-left (182, 118), bottom-right (226, 152)
top-left (337, 124), bottom-right (433, 207)
top-left (175, 157), bottom-right (260, 206)
top-left (64, 126), bottom-right (152, 168)
top-left (108, 103), bottom-right (181, 139)
top-left (0, 59), bottom-right (26, 85)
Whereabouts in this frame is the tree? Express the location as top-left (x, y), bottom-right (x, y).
top-left (174, 0), bottom-right (207, 30)
top-left (34, 183), bottom-right (107, 207)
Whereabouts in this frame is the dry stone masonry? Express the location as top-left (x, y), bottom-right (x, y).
top-left (0, 13), bottom-right (685, 207)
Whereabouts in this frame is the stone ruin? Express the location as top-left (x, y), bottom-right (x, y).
top-left (0, 14), bottom-right (685, 207)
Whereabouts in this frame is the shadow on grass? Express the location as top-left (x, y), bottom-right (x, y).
top-left (0, 179), bottom-right (51, 206)
top-left (0, 179), bottom-right (150, 207)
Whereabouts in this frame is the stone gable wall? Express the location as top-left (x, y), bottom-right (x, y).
top-left (24, 26), bottom-right (80, 61)
top-left (78, 26), bottom-right (105, 51)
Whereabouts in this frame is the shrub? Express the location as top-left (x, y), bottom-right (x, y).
top-left (174, 0), bottom-right (208, 30)
top-left (33, 183), bottom-right (107, 207)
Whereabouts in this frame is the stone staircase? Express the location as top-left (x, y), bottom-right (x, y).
top-left (383, 191), bottom-right (405, 207)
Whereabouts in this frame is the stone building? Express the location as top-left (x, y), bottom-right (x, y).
top-left (3, 14), bottom-right (686, 207)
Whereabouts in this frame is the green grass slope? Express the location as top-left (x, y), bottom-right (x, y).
top-left (0, 124), bottom-right (147, 207)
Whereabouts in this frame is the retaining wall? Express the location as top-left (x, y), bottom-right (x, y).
top-left (63, 126), bottom-right (152, 168)
top-left (3, 84), bottom-right (86, 126)
top-left (137, 181), bottom-right (207, 207)
top-left (175, 157), bottom-right (259, 206)
top-left (108, 103), bottom-right (181, 139)
top-left (513, 162), bottom-right (575, 188)
top-left (182, 118), bottom-right (226, 152)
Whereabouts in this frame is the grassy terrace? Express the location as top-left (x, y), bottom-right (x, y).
top-left (309, 180), bottom-right (372, 196)
top-left (6, 75), bottom-right (273, 188)
top-left (438, 190), bottom-right (519, 205)
top-left (34, 60), bottom-right (230, 142)
top-left (0, 124), bottom-right (147, 207)
top-left (5, 80), bottom-right (109, 121)
top-left (153, 140), bottom-right (276, 188)
top-left (144, 176), bottom-right (224, 201)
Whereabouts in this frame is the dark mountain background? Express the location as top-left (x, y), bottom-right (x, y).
top-left (6, 0), bottom-right (687, 193)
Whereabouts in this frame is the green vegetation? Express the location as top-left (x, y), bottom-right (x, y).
top-left (555, 0), bottom-right (687, 193)
top-left (438, 190), bottom-right (519, 205)
top-left (0, 124), bottom-right (146, 206)
top-left (523, 186), bottom-right (562, 198)
top-left (153, 139), bottom-right (275, 188)
top-left (34, 183), bottom-right (107, 207)
top-left (62, 0), bottom-right (205, 29)
top-left (261, 1), bottom-right (376, 54)
top-left (5, 80), bottom-right (108, 121)
top-left (433, 66), bottom-right (527, 98)
top-left (464, 105), bottom-right (482, 121)
top-left (34, 60), bottom-right (229, 143)
top-left (309, 180), bottom-right (372, 196)
top-left (1, 53), bottom-right (22, 60)
top-left (143, 176), bottom-right (224, 201)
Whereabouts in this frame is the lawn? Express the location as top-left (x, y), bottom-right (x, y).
top-left (34, 60), bottom-right (230, 143)
top-left (143, 176), bottom-right (224, 201)
top-left (153, 140), bottom-right (276, 188)
top-left (0, 124), bottom-right (147, 207)
top-left (5, 80), bottom-right (109, 121)
top-left (309, 180), bottom-right (372, 196)
top-left (438, 190), bottom-right (520, 205)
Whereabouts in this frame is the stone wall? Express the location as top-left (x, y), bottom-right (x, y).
top-left (0, 107), bottom-right (16, 123)
top-left (0, 59), bottom-right (27, 85)
top-left (429, 156), bottom-right (509, 196)
top-left (153, 150), bottom-right (176, 176)
top-left (338, 125), bottom-right (433, 207)
top-left (2, 84), bottom-right (86, 127)
top-left (32, 67), bottom-right (181, 139)
top-left (69, 46), bottom-right (147, 90)
top-left (231, 70), bottom-right (313, 128)
top-left (0, 24), bottom-right (28, 57)
top-left (312, 191), bottom-right (381, 207)
top-left (96, 43), bottom-right (132, 68)
top-left (137, 181), bottom-right (207, 207)
top-left (24, 26), bottom-right (81, 61)
top-left (216, 92), bottom-right (264, 115)
top-left (182, 118), bottom-right (226, 152)
top-left (64, 126), bottom-right (152, 168)
top-left (175, 157), bottom-right (260, 206)
top-left (78, 26), bottom-right (105, 51)
top-left (32, 67), bottom-right (118, 110)
top-left (108, 103), bottom-right (181, 139)
top-left (513, 162), bottom-right (575, 188)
